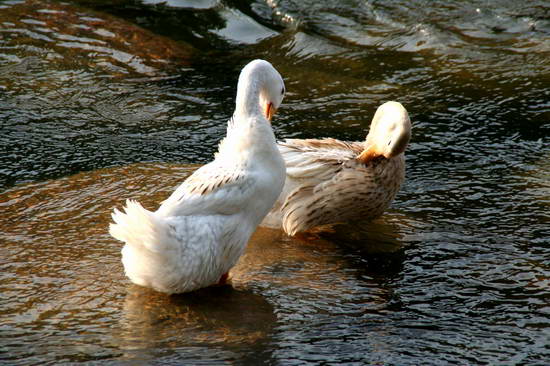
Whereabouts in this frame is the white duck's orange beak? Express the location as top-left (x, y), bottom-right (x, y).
top-left (265, 102), bottom-right (277, 122)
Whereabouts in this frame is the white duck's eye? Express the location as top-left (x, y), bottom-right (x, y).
top-left (281, 87), bottom-right (285, 95)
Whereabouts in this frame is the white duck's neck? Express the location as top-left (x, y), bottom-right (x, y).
top-left (234, 70), bottom-right (263, 119)
top-left (217, 72), bottom-right (276, 162)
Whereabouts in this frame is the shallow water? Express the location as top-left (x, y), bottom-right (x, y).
top-left (1, 0), bottom-right (549, 364)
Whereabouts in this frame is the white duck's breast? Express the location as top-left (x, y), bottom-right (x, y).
top-left (223, 118), bottom-right (286, 224)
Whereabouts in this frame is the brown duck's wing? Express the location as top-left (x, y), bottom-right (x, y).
top-left (279, 138), bottom-right (364, 180)
top-left (280, 157), bottom-right (405, 236)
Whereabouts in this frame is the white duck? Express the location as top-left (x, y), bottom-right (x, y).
top-left (110, 59), bottom-right (286, 294)
top-left (261, 101), bottom-right (411, 236)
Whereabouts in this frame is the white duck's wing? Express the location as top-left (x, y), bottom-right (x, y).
top-left (157, 162), bottom-right (256, 217)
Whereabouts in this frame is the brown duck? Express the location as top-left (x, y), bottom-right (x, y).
top-left (261, 101), bottom-right (412, 236)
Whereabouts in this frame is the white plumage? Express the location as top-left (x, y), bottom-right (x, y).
top-left (261, 101), bottom-right (412, 236)
top-left (110, 59), bottom-right (286, 294)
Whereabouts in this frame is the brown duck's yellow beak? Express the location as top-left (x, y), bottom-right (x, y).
top-left (356, 146), bottom-right (380, 164)
top-left (265, 102), bottom-right (277, 122)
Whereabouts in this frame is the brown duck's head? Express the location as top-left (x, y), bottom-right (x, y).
top-left (357, 101), bottom-right (411, 163)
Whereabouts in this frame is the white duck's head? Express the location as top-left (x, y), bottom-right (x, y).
top-left (235, 59), bottom-right (285, 123)
top-left (357, 101), bottom-right (411, 163)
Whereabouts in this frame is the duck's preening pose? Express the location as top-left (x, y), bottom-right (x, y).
top-left (261, 101), bottom-right (411, 236)
top-left (110, 60), bottom-right (286, 294)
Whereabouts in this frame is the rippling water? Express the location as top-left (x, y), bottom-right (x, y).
top-left (1, 0), bottom-right (549, 364)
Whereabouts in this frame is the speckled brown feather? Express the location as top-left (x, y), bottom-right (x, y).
top-left (261, 101), bottom-right (411, 236)
top-left (280, 138), bottom-right (363, 154)
top-left (280, 155), bottom-right (404, 235)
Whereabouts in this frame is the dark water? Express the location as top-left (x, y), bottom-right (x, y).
top-left (1, 0), bottom-right (549, 364)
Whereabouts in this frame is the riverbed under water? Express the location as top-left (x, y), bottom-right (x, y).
top-left (0, 0), bottom-right (549, 364)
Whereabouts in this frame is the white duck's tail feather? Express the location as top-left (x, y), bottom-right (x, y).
top-left (110, 199), bottom-right (188, 293)
top-left (109, 199), bottom-right (172, 254)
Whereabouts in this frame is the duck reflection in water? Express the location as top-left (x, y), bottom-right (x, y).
top-left (117, 284), bottom-right (276, 362)
top-left (115, 223), bottom-right (406, 363)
